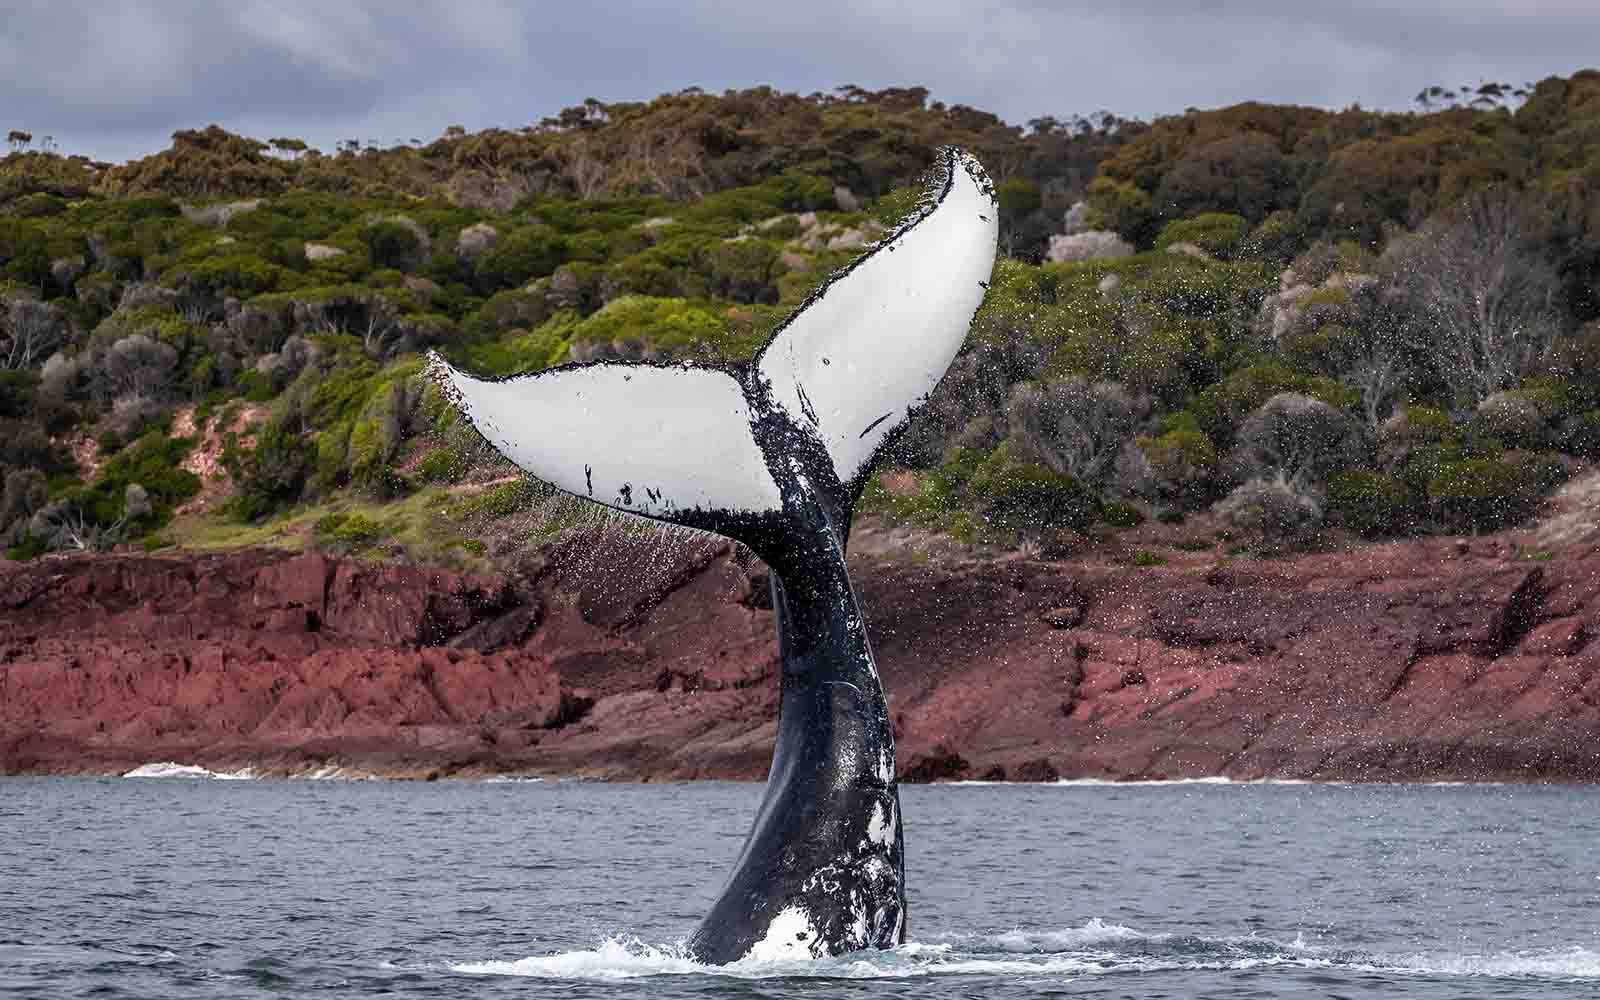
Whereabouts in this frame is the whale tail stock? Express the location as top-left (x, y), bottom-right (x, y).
top-left (430, 146), bottom-right (998, 563)
top-left (433, 146), bottom-right (997, 964)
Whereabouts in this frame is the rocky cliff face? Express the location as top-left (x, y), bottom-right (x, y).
top-left (2, 527), bottom-right (1598, 781)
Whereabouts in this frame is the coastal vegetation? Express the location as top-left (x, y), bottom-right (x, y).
top-left (2, 73), bottom-right (1598, 563)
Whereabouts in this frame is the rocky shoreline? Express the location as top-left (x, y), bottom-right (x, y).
top-left (3, 521), bottom-right (1599, 783)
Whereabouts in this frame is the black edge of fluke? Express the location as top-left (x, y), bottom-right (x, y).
top-left (429, 145), bottom-right (999, 964)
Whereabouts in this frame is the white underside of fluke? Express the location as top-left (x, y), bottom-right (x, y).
top-left (434, 147), bottom-right (998, 527)
top-left (436, 361), bottom-right (781, 518)
top-left (756, 151), bottom-right (997, 485)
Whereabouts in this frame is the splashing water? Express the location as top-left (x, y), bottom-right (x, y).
top-left (455, 921), bottom-right (1600, 983)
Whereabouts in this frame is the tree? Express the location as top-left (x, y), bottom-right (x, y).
top-left (1386, 187), bottom-right (1564, 406)
top-left (1232, 392), bottom-right (1365, 486)
top-left (1006, 378), bottom-right (1142, 488)
top-left (1280, 321), bottom-right (1407, 431)
top-left (1152, 133), bottom-right (1291, 224)
top-left (101, 334), bottom-right (179, 401)
top-left (1214, 474), bottom-right (1323, 547)
top-left (0, 298), bottom-right (67, 371)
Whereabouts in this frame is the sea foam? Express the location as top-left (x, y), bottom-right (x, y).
top-left (122, 762), bottom-right (255, 780)
top-left (453, 920), bottom-right (1600, 983)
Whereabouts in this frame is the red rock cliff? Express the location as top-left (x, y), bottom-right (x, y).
top-left (2, 528), bottom-right (1599, 781)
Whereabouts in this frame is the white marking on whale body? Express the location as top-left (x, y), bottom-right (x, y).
top-left (436, 361), bottom-right (782, 519)
top-left (866, 801), bottom-right (894, 847)
top-left (757, 150), bottom-right (998, 485)
top-left (745, 905), bottom-right (817, 961)
top-left (849, 900), bottom-right (871, 947)
top-left (877, 748), bottom-right (896, 785)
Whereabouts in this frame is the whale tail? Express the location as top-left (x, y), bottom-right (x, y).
top-left (431, 146), bottom-right (998, 549)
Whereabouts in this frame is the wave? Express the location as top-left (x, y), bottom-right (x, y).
top-left (122, 762), bottom-right (255, 780)
top-left (453, 921), bottom-right (1600, 983)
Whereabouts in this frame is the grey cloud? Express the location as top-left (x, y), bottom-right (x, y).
top-left (1, 0), bottom-right (1594, 163)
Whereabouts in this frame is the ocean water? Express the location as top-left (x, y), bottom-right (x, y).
top-left (1, 777), bottom-right (1597, 998)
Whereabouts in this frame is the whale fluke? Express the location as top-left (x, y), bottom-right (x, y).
top-left (433, 146), bottom-right (998, 963)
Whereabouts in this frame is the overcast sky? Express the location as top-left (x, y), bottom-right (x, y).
top-left (4, 0), bottom-right (1597, 163)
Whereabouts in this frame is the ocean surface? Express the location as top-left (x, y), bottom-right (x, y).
top-left (2, 775), bottom-right (1597, 998)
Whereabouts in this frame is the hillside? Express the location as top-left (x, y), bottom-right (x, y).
top-left (0, 75), bottom-right (1598, 575)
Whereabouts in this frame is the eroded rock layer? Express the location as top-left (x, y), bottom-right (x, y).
top-left (3, 532), bottom-right (1599, 781)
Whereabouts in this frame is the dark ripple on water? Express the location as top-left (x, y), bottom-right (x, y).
top-left (1, 776), bottom-right (1597, 998)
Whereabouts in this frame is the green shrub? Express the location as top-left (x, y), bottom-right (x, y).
top-left (174, 253), bottom-right (292, 296)
top-left (0, 370), bottom-right (39, 419)
top-left (1213, 476), bottom-right (1323, 548)
top-left (1559, 410), bottom-right (1600, 459)
top-left (223, 417), bottom-right (311, 521)
top-left (236, 369), bottom-right (277, 403)
top-left (458, 313), bottom-right (578, 376)
top-left (1084, 176), bottom-right (1155, 245)
top-left (1280, 322), bottom-right (1363, 377)
top-left (311, 422), bottom-right (352, 495)
top-left (451, 478), bottom-right (542, 520)
top-left (1237, 210), bottom-right (1302, 266)
top-left (1131, 549), bottom-right (1166, 566)
top-left (1138, 428), bottom-right (1218, 506)
top-left (569, 295), bottom-right (732, 357)
top-left (476, 224), bottom-right (567, 291)
top-left (360, 220), bottom-right (424, 271)
top-left (969, 444), bottom-right (1101, 538)
top-left (313, 510), bottom-right (388, 548)
top-left (1472, 392), bottom-right (1547, 450)
top-left (413, 446), bottom-right (465, 483)
top-left (1100, 500), bottom-right (1146, 529)
top-left (66, 430), bottom-right (199, 529)
top-left (466, 287), bottom-right (552, 337)
top-left (1189, 362), bottom-right (1357, 447)
top-left (1396, 405), bottom-right (1452, 443)
top-left (346, 382), bottom-right (412, 497)
top-left (1155, 213), bottom-right (1248, 258)
top-left (1425, 458), bottom-right (1532, 532)
top-left (1509, 376), bottom-right (1578, 421)
top-left (996, 177), bottom-right (1043, 221)
top-left (6, 531), bottom-right (49, 562)
top-left (1508, 450), bottom-right (1569, 497)
top-left (706, 238), bottom-right (779, 303)
top-left (1326, 470), bottom-right (1414, 538)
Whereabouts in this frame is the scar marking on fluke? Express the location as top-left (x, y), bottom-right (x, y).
top-left (796, 382), bottom-right (819, 425)
top-left (859, 413), bottom-right (893, 439)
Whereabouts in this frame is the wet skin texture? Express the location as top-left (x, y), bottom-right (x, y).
top-left (436, 147), bottom-right (997, 964)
